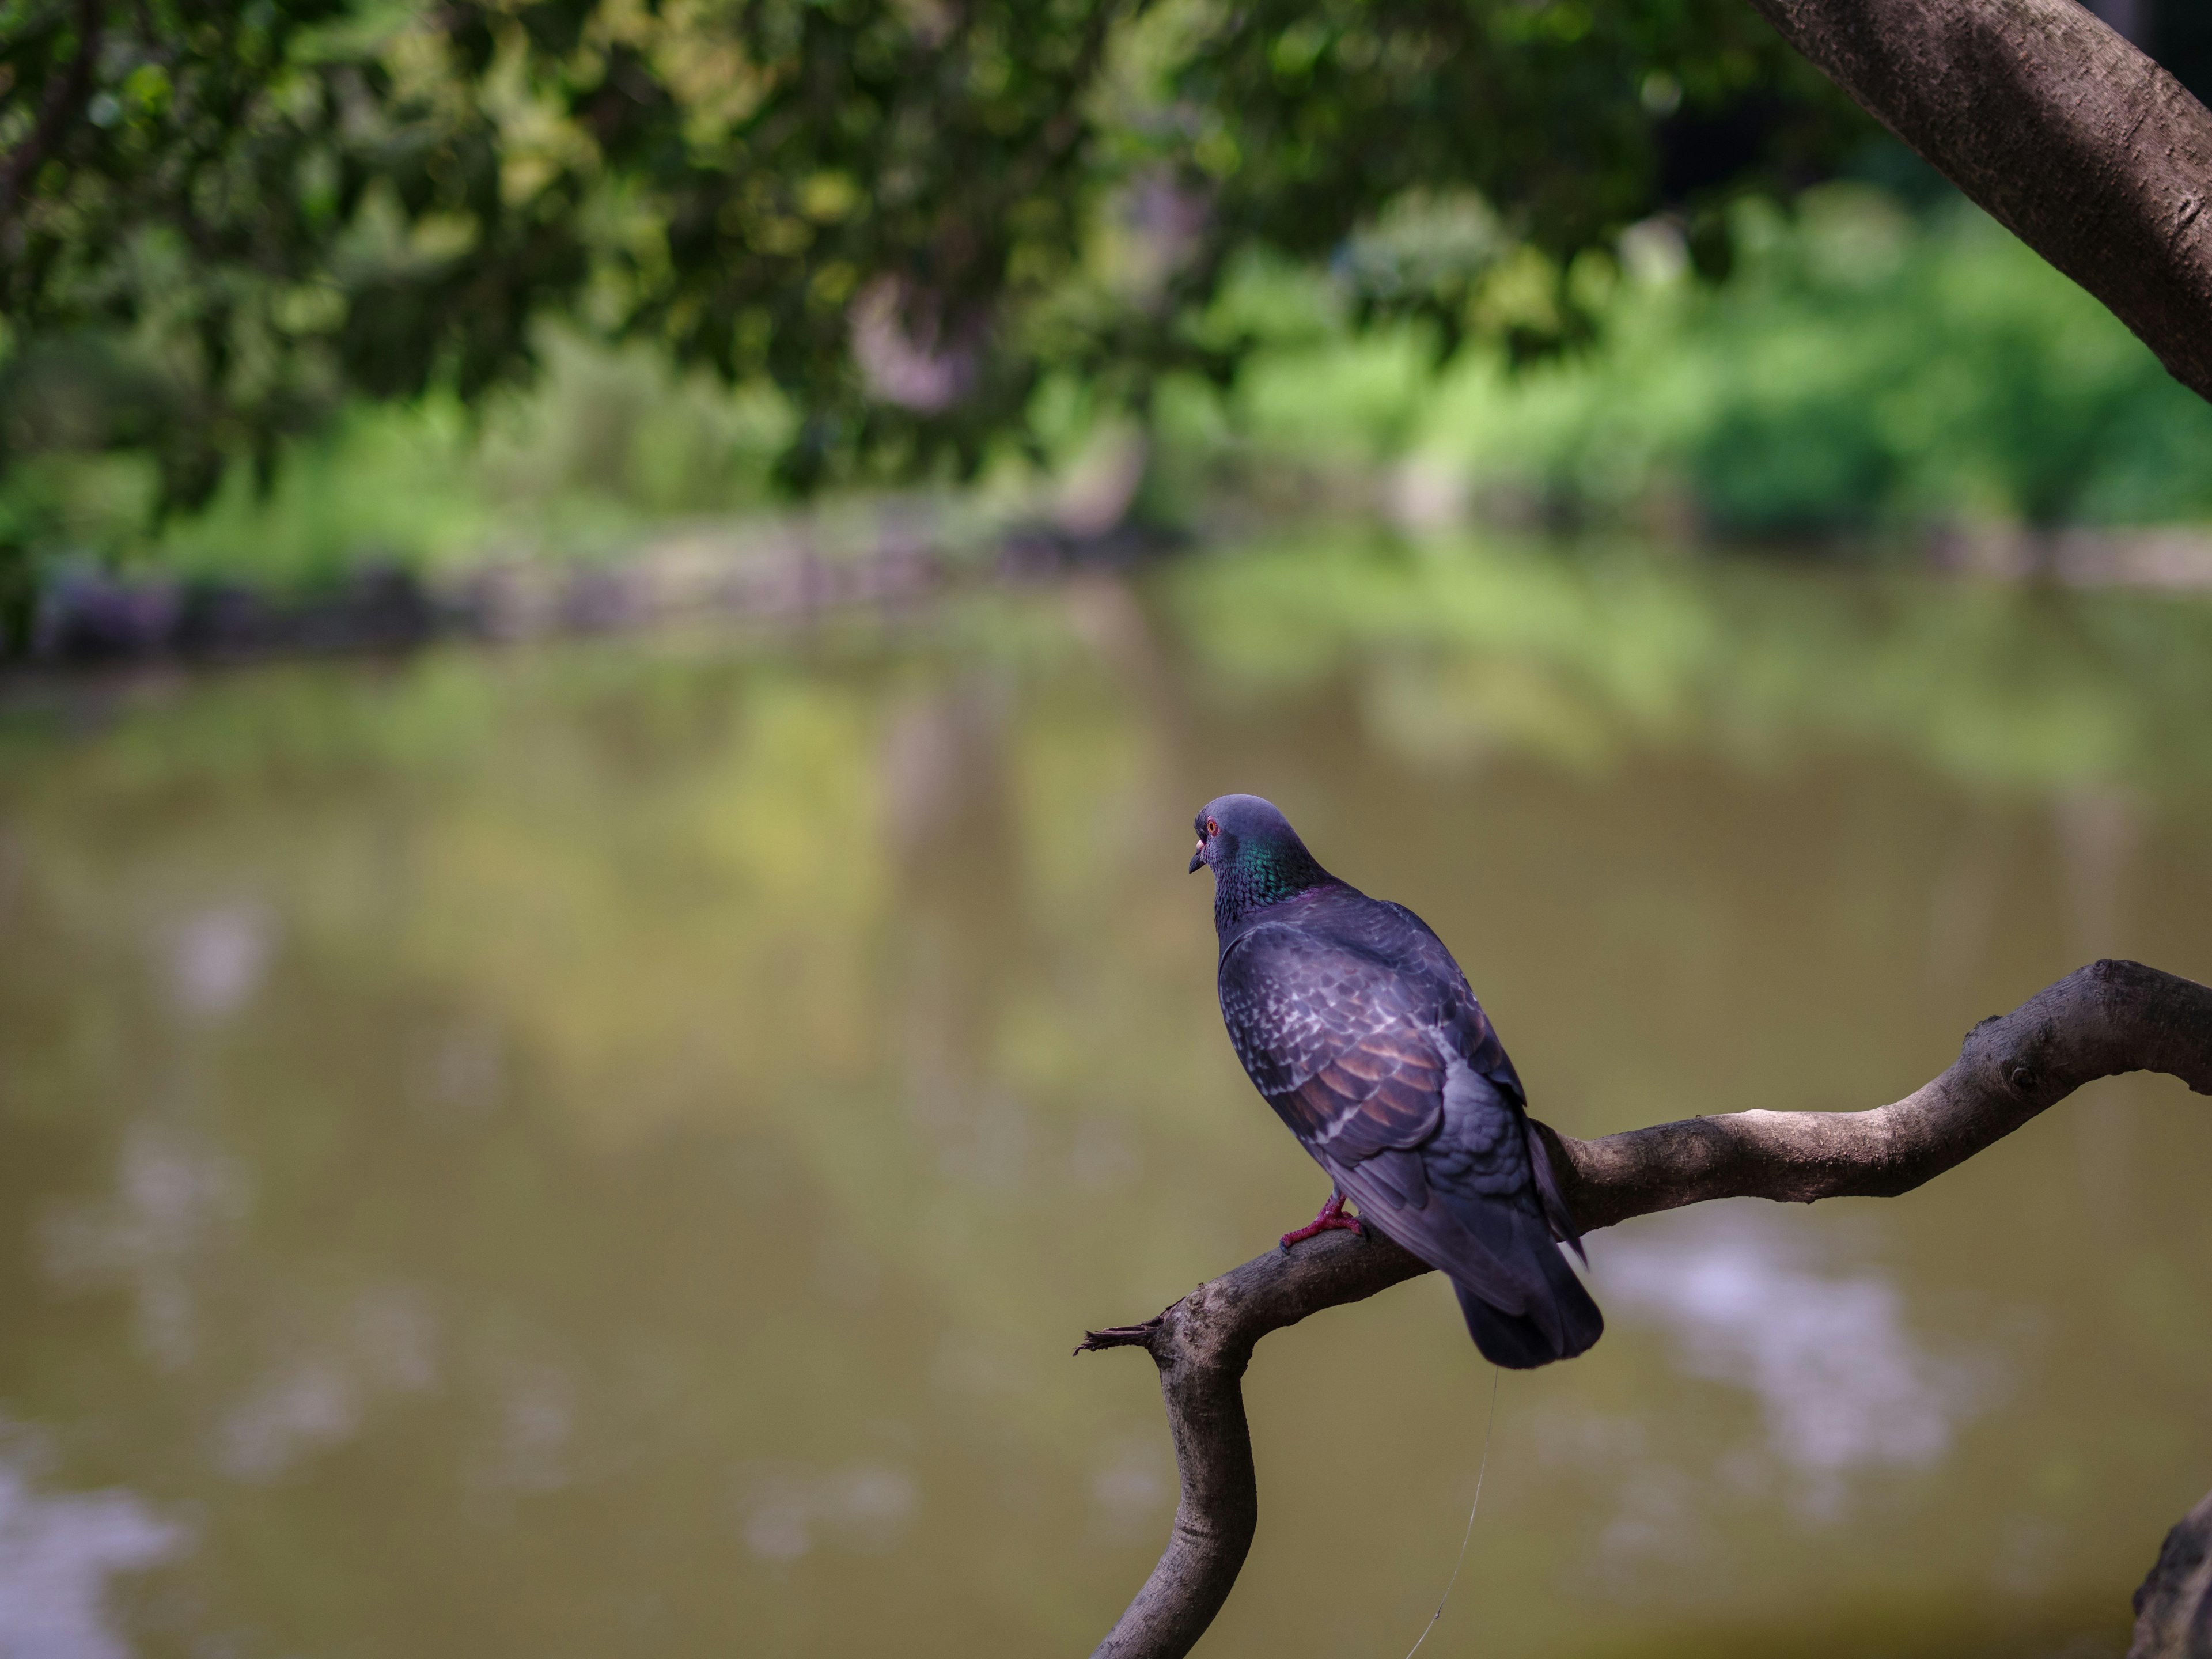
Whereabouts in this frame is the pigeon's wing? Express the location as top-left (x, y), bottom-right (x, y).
top-left (1215, 918), bottom-right (1448, 1148)
top-left (1376, 900), bottom-right (1527, 1105)
top-left (1325, 1042), bottom-right (1597, 1360)
top-left (1218, 922), bottom-right (1534, 1310)
top-left (1375, 899), bottom-right (1584, 1255)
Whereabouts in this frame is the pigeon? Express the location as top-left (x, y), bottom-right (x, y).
top-left (1190, 793), bottom-right (1603, 1369)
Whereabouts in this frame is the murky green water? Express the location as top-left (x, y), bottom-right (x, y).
top-left (4, 535), bottom-right (2211, 1658)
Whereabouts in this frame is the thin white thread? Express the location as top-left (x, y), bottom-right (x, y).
top-left (1400, 1366), bottom-right (1501, 1659)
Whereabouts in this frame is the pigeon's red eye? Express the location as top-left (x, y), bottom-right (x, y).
top-left (1206, 819), bottom-right (1218, 836)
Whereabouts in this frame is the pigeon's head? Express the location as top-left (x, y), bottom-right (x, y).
top-left (1190, 794), bottom-right (1292, 874)
top-left (1189, 796), bottom-right (1333, 918)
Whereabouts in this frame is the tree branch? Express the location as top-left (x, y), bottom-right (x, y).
top-left (1737, 0), bottom-right (2212, 403)
top-left (2131, 1488), bottom-right (2212, 1658)
top-left (1078, 959), bottom-right (2212, 1659)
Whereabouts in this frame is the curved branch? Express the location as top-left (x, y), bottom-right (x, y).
top-left (1737, 0), bottom-right (2212, 403)
top-left (1079, 960), bottom-right (2212, 1659)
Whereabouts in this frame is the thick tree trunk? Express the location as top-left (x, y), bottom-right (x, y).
top-left (1740, 0), bottom-right (2212, 399)
top-left (1079, 960), bottom-right (2212, 1659)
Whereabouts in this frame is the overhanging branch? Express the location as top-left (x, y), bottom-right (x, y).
top-left (1078, 960), bottom-right (2212, 1659)
top-left (1738, 0), bottom-right (2212, 403)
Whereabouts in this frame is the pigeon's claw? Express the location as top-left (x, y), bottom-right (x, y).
top-left (1278, 1191), bottom-right (1365, 1252)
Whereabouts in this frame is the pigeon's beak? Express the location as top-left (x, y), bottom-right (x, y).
top-left (1188, 842), bottom-right (1205, 874)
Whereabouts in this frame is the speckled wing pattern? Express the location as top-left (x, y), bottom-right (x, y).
top-left (1217, 889), bottom-right (1601, 1368)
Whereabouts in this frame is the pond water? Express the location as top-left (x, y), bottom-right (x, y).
top-left (3, 534), bottom-right (2211, 1659)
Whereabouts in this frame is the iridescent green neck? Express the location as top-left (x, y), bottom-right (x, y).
top-left (1214, 839), bottom-right (1333, 933)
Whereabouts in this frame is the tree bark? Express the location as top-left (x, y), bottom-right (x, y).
top-left (2132, 1488), bottom-right (2212, 1658)
top-left (1738, 0), bottom-right (2212, 401)
top-left (1078, 959), bottom-right (2212, 1659)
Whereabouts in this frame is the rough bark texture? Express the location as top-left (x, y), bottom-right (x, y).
top-left (1740, 0), bottom-right (2212, 400)
top-left (1079, 960), bottom-right (2212, 1659)
top-left (2133, 1488), bottom-right (2212, 1658)
top-left (1077, 1241), bottom-right (1429, 1659)
top-left (1542, 956), bottom-right (2212, 1229)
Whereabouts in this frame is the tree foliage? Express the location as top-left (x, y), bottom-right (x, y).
top-left (0, 0), bottom-right (1868, 521)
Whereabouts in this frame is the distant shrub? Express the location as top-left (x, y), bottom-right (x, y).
top-left (1209, 188), bottom-right (2212, 538)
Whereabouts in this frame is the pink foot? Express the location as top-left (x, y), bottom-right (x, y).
top-left (1279, 1191), bottom-right (1365, 1252)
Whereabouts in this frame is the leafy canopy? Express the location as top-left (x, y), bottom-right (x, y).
top-left (0, 0), bottom-right (1866, 509)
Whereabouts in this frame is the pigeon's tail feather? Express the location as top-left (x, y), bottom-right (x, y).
top-left (1456, 1283), bottom-right (1560, 1370)
top-left (1452, 1210), bottom-right (1603, 1370)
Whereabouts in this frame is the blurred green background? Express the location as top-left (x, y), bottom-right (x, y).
top-left (5, 0), bottom-right (2212, 608)
top-left (14, 187), bottom-right (2212, 596)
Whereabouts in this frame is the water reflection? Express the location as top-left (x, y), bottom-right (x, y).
top-left (1601, 1207), bottom-right (1986, 1514)
top-left (0, 537), bottom-right (2209, 1657)
top-left (736, 1462), bottom-right (921, 1562)
top-left (1087, 1435), bottom-right (1173, 1543)
top-left (160, 902), bottom-right (274, 1023)
top-left (39, 1122), bottom-right (246, 1370)
top-left (0, 1446), bottom-right (181, 1659)
top-left (215, 1287), bottom-right (440, 1483)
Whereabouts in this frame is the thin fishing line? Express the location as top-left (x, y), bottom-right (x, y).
top-left (1400, 1366), bottom-right (1501, 1659)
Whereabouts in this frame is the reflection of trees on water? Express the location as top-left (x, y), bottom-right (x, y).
top-left (0, 1440), bottom-right (183, 1659)
top-left (1168, 537), bottom-right (2212, 807)
top-left (0, 564), bottom-right (2207, 1654)
top-left (884, 677), bottom-right (1032, 1194)
top-left (1597, 1206), bottom-right (1992, 1524)
top-left (0, 640), bottom-right (1192, 1653)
